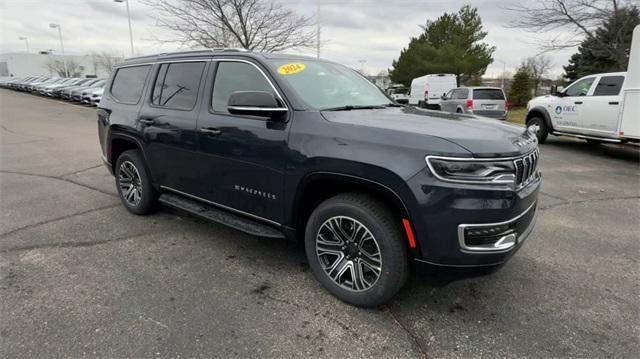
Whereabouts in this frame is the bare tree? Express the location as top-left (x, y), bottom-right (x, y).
top-left (46, 58), bottom-right (82, 77)
top-left (145, 0), bottom-right (316, 52)
top-left (526, 56), bottom-right (553, 95)
top-left (91, 52), bottom-right (123, 75)
top-left (507, 0), bottom-right (635, 50)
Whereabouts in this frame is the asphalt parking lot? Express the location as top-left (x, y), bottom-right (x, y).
top-left (1, 88), bottom-right (639, 358)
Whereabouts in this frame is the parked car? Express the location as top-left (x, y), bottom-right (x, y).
top-left (41, 78), bottom-right (80, 96)
top-left (51, 78), bottom-right (97, 98)
top-left (31, 78), bottom-right (63, 93)
top-left (81, 86), bottom-right (104, 105)
top-left (440, 87), bottom-right (508, 120)
top-left (89, 88), bottom-right (103, 106)
top-left (98, 50), bottom-right (540, 307)
top-left (409, 74), bottom-right (457, 109)
top-left (526, 25), bottom-right (639, 144)
top-left (69, 79), bottom-right (106, 101)
top-left (388, 86), bottom-right (410, 104)
top-left (60, 78), bottom-right (103, 100)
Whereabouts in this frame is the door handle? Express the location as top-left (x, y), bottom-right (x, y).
top-left (608, 101), bottom-right (619, 105)
top-left (574, 101), bottom-right (583, 104)
top-left (200, 127), bottom-right (222, 135)
top-left (139, 118), bottom-right (155, 125)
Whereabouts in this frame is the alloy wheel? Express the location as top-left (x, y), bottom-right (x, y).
top-left (118, 160), bottom-right (143, 207)
top-left (315, 216), bottom-right (382, 292)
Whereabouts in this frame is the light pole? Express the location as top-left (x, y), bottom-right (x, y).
top-left (18, 36), bottom-right (29, 53)
top-left (316, 0), bottom-right (320, 58)
top-left (115, 0), bottom-right (135, 56)
top-left (49, 23), bottom-right (68, 77)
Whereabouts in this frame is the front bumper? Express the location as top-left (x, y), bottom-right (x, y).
top-left (402, 166), bottom-right (541, 267)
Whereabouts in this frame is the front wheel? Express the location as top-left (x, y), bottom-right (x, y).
top-left (304, 193), bottom-right (409, 307)
top-left (527, 116), bottom-right (548, 144)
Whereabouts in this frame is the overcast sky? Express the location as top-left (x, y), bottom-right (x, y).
top-left (0, 0), bottom-right (578, 78)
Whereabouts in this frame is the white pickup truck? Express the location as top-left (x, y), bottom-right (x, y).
top-left (525, 25), bottom-right (639, 144)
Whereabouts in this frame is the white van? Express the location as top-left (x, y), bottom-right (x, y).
top-left (409, 74), bottom-right (457, 109)
top-left (526, 25), bottom-right (640, 144)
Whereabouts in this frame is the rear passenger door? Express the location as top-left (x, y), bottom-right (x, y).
top-left (137, 61), bottom-right (208, 192)
top-left (194, 59), bottom-right (290, 224)
top-left (581, 75), bottom-right (625, 135)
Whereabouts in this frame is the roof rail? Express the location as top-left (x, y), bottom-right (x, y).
top-left (121, 48), bottom-right (252, 63)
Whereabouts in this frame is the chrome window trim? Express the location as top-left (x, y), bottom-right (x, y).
top-left (209, 58), bottom-right (289, 113)
top-left (159, 185), bottom-right (281, 227)
top-left (227, 106), bottom-right (288, 112)
top-left (457, 201), bottom-right (537, 254)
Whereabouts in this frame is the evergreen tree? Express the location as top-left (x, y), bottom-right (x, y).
top-left (389, 6), bottom-right (494, 86)
top-left (564, 7), bottom-right (639, 82)
top-left (509, 64), bottom-right (533, 107)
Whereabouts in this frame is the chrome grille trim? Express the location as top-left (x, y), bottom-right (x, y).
top-left (514, 149), bottom-right (539, 188)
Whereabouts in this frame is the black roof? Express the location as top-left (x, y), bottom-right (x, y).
top-left (117, 49), bottom-right (322, 67)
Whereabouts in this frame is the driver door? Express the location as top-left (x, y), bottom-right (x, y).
top-left (194, 60), bottom-right (291, 224)
top-left (552, 76), bottom-right (596, 133)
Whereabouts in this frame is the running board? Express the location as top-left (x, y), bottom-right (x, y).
top-left (551, 131), bottom-right (622, 143)
top-left (158, 193), bottom-right (285, 239)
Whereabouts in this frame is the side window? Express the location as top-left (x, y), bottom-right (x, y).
top-left (445, 90), bottom-right (454, 99)
top-left (452, 89), bottom-right (467, 99)
top-left (211, 62), bottom-right (274, 113)
top-left (593, 76), bottom-right (624, 96)
top-left (110, 65), bottom-right (151, 104)
top-left (151, 62), bottom-right (206, 110)
top-left (565, 77), bottom-right (595, 97)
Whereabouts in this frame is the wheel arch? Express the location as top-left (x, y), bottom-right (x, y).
top-left (526, 106), bottom-right (554, 132)
top-left (290, 172), bottom-right (411, 241)
top-left (108, 132), bottom-right (145, 174)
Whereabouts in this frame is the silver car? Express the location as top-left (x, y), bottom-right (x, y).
top-left (440, 87), bottom-right (508, 120)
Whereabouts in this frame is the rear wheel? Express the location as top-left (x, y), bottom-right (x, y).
top-left (304, 193), bottom-right (409, 307)
top-left (115, 149), bottom-right (158, 215)
top-left (527, 116), bottom-right (548, 144)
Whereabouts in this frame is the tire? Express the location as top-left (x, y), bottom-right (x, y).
top-left (114, 149), bottom-right (158, 215)
top-left (304, 193), bottom-right (409, 307)
top-left (456, 108), bottom-right (463, 114)
top-left (418, 101), bottom-right (426, 109)
top-left (527, 116), bottom-right (548, 144)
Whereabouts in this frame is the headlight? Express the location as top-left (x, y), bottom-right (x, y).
top-left (426, 156), bottom-right (515, 185)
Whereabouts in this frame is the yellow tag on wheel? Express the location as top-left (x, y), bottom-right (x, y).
top-left (278, 63), bottom-right (306, 75)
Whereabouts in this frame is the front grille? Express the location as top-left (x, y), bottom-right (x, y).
top-left (514, 149), bottom-right (539, 187)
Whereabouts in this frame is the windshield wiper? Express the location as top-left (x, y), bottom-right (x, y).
top-left (321, 104), bottom-right (390, 111)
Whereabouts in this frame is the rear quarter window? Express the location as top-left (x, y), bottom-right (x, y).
top-left (473, 89), bottom-right (505, 100)
top-left (110, 65), bottom-right (151, 104)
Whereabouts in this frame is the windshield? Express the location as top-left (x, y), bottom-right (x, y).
top-left (267, 59), bottom-right (391, 110)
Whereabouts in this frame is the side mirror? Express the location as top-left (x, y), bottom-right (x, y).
top-left (441, 94), bottom-right (448, 100)
top-left (227, 91), bottom-right (287, 120)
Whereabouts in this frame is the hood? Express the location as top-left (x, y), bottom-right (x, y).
top-left (321, 107), bottom-right (537, 157)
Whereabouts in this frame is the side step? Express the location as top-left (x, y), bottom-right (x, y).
top-left (158, 193), bottom-right (285, 239)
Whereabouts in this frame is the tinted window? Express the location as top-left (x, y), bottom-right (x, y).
top-left (110, 65), bottom-right (151, 104)
top-left (152, 62), bottom-right (205, 109)
top-left (473, 89), bottom-right (504, 100)
top-left (565, 77), bottom-right (595, 97)
top-left (452, 88), bottom-right (468, 99)
top-left (212, 62), bottom-right (274, 113)
top-left (593, 76), bottom-right (624, 96)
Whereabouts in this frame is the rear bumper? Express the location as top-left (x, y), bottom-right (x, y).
top-left (474, 110), bottom-right (507, 120)
top-left (402, 167), bottom-right (541, 267)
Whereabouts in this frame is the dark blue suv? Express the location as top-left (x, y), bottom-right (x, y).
top-left (98, 50), bottom-right (541, 307)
